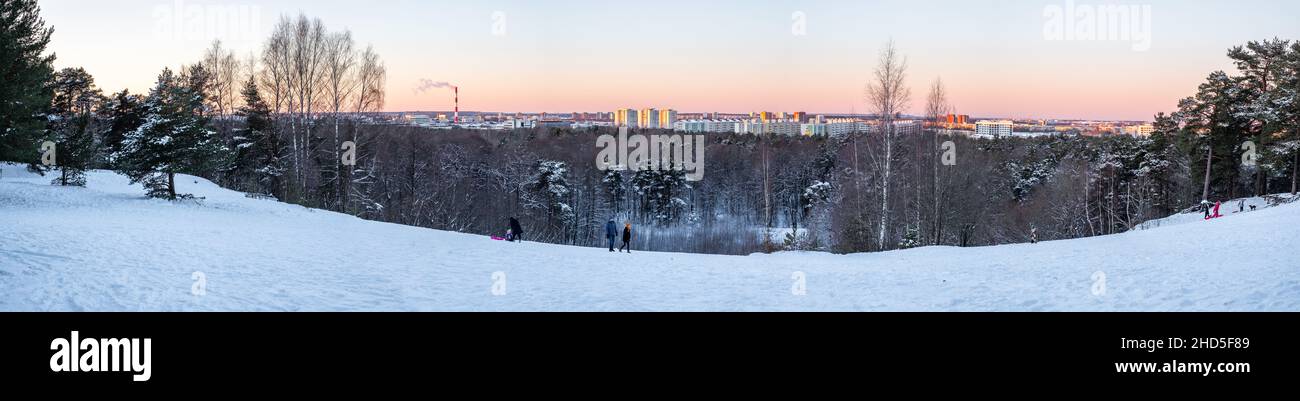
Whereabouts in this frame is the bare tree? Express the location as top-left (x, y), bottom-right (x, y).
top-left (925, 77), bottom-right (951, 245)
top-left (260, 18), bottom-right (293, 114)
top-left (286, 14), bottom-right (328, 200)
top-left (345, 44), bottom-right (385, 213)
top-left (353, 45), bottom-right (386, 116)
top-left (319, 30), bottom-right (358, 209)
top-left (202, 40), bottom-right (240, 118)
top-left (325, 30), bottom-right (357, 129)
top-left (865, 40), bottom-right (911, 249)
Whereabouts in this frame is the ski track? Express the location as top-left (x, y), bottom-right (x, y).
top-left (1, 164), bottom-right (1298, 311)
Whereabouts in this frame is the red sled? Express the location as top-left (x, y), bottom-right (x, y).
top-left (491, 236), bottom-right (506, 241)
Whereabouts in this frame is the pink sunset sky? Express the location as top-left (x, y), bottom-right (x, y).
top-left (38, 0), bottom-right (1300, 121)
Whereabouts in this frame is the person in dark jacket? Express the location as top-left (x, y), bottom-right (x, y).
top-left (619, 222), bottom-right (632, 253)
top-left (604, 219), bottom-right (618, 252)
top-left (509, 217), bottom-right (524, 242)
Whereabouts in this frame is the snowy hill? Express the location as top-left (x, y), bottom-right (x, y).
top-left (2, 164), bottom-right (1298, 311)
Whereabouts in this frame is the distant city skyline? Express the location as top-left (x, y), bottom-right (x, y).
top-left (392, 109), bottom-right (1153, 123)
top-left (40, 0), bottom-right (1300, 121)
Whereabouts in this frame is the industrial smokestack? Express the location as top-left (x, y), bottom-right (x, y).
top-left (454, 86), bottom-right (459, 124)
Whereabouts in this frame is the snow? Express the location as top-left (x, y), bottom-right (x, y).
top-left (2, 164), bottom-right (1298, 311)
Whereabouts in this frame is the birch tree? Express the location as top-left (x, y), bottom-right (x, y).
top-left (865, 40), bottom-right (911, 250)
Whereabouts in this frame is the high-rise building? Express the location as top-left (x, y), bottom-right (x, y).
top-left (639, 108), bottom-right (660, 129)
top-left (659, 109), bottom-right (677, 129)
top-left (614, 108), bottom-right (639, 128)
top-left (944, 114), bottom-right (971, 126)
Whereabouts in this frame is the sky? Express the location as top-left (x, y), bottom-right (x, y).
top-left (38, 0), bottom-right (1300, 121)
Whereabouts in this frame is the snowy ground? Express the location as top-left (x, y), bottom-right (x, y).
top-left (2, 164), bottom-right (1298, 311)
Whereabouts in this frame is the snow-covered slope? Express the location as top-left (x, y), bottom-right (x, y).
top-left (2, 164), bottom-right (1298, 311)
top-left (1137, 194), bottom-right (1298, 230)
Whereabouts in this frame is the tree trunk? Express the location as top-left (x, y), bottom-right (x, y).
top-left (762, 139), bottom-right (771, 228)
top-left (1292, 152), bottom-right (1297, 195)
top-left (334, 114), bottom-right (341, 211)
top-left (1201, 144), bottom-right (1213, 201)
top-left (1084, 168), bottom-right (1095, 237)
top-left (1256, 146), bottom-right (1264, 197)
top-left (878, 128), bottom-right (892, 250)
top-left (932, 130), bottom-right (941, 245)
top-left (168, 172), bottom-right (176, 200)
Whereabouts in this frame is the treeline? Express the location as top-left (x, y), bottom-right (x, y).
top-left (209, 125), bottom-right (1192, 255)
top-left (1175, 39), bottom-right (1300, 201)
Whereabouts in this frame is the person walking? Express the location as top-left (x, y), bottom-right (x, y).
top-left (619, 222), bottom-right (632, 253)
top-left (605, 219), bottom-right (618, 252)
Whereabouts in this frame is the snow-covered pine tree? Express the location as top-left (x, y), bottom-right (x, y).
top-left (116, 65), bottom-right (231, 200)
top-left (229, 77), bottom-right (282, 197)
top-left (43, 67), bottom-right (104, 186)
top-left (0, 0), bottom-right (55, 167)
top-left (532, 160), bottom-right (575, 232)
top-left (1138, 113), bottom-right (1192, 216)
top-left (898, 226), bottom-right (921, 249)
top-left (1264, 41), bottom-right (1300, 194)
top-left (1176, 71), bottom-right (1254, 202)
top-left (602, 169), bottom-right (627, 218)
top-left (632, 168), bottom-right (688, 225)
top-left (97, 89), bottom-right (147, 169)
top-left (1228, 39), bottom-right (1291, 196)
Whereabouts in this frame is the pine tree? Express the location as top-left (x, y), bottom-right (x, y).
top-left (898, 226), bottom-right (921, 249)
top-left (1273, 42), bottom-right (1300, 194)
top-left (532, 160), bottom-right (575, 228)
top-left (229, 77), bottom-right (282, 196)
top-left (1228, 39), bottom-right (1292, 195)
top-left (1176, 71), bottom-right (1253, 201)
top-left (98, 89), bottom-right (147, 169)
top-left (632, 168), bottom-right (688, 225)
top-left (1139, 113), bottom-right (1190, 215)
top-left (42, 67), bottom-right (103, 186)
top-left (601, 169), bottom-right (626, 217)
top-left (0, 0), bottom-right (56, 166)
top-left (117, 66), bottom-right (231, 200)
